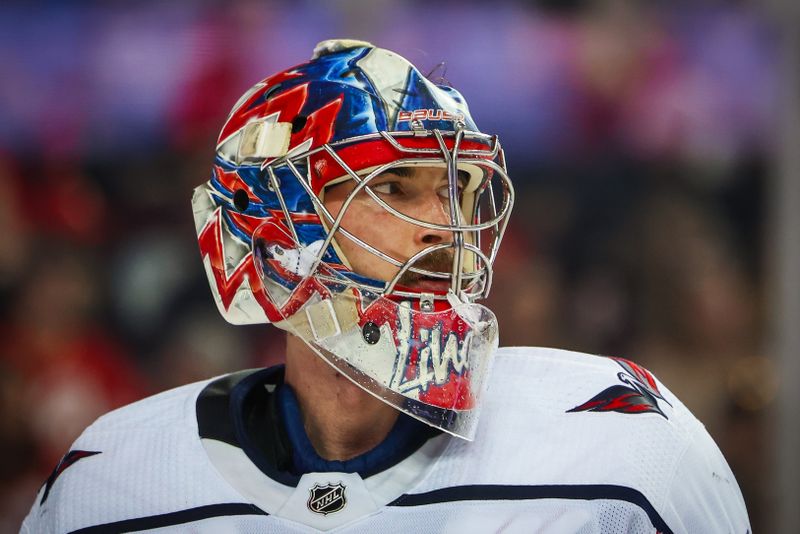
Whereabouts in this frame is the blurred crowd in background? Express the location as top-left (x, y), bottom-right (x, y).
top-left (0, 0), bottom-right (781, 531)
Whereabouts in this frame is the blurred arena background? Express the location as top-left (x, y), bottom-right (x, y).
top-left (0, 1), bottom-right (797, 532)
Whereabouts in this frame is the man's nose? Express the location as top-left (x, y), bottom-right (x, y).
top-left (413, 193), bottom-right (454, 246)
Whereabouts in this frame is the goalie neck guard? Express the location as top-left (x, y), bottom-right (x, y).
top-left (192, 39), bottom-right (514, 439)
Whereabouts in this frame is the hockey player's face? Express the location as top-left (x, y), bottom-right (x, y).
top-left (323, 166), bottom-right (466, 291)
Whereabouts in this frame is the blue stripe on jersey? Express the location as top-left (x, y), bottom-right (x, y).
top-left (68, 503), bottom-right (268, 533)
top-left (389, 484), bottom-right (673, 534)
top-left (276, 382), bottom-right (437, 477)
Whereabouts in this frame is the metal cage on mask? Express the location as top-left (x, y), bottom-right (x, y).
top-left (248, 126), bottom-right (513, 440)
top-left (258, 127), bottom-right (514, 305)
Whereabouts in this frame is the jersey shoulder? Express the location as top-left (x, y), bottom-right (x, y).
top-left (489, 346), bottom-right (693, 422)
top-left (413, 346), bottom-right (749, 533)
top-left (90, 377), bottom-right (208, 431)
top-left (21, 375), bottom-right (246, 534)
top-left (446, 346), bottom-right (700, 484)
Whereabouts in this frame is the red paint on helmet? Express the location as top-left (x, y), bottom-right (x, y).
top-left (309, 136), bottom-right (493, 194)
top-left (196, 209), bottom-right (280, 320)
top-left (218, 75), bottom-right (306, 145)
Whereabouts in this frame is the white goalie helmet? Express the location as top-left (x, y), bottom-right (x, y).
top-left (192, 39), bottom-right (514, 439)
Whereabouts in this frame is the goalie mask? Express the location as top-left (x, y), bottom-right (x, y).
top-left (192, 39), bottom-right (514, 440)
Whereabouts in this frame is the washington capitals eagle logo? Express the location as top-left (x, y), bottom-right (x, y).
top-left (568, 357), bottom-right (672, 419)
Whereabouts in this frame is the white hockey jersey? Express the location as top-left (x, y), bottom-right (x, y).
top-left (21, 347), bottom-right (750, 533)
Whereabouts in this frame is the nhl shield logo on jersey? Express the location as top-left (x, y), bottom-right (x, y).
top-left (307, 482), bottom-right (347, 515)
top-left (567, 357), bottom-right (673, 418)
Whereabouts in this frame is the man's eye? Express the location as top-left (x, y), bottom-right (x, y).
top-left (371, 182), bottom-right (400, 195)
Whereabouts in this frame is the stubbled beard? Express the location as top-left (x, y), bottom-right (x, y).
top-left (396, 249), bottom-right (455, 286)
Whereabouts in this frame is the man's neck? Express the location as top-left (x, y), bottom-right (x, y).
top-left (283, 334), bottom-right (399, 461)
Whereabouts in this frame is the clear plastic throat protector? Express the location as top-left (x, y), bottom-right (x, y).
top-left (253, 221), bottom-right (499, 441)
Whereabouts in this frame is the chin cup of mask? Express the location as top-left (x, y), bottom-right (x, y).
top-left (252, 220), bottom-right (499, 440)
